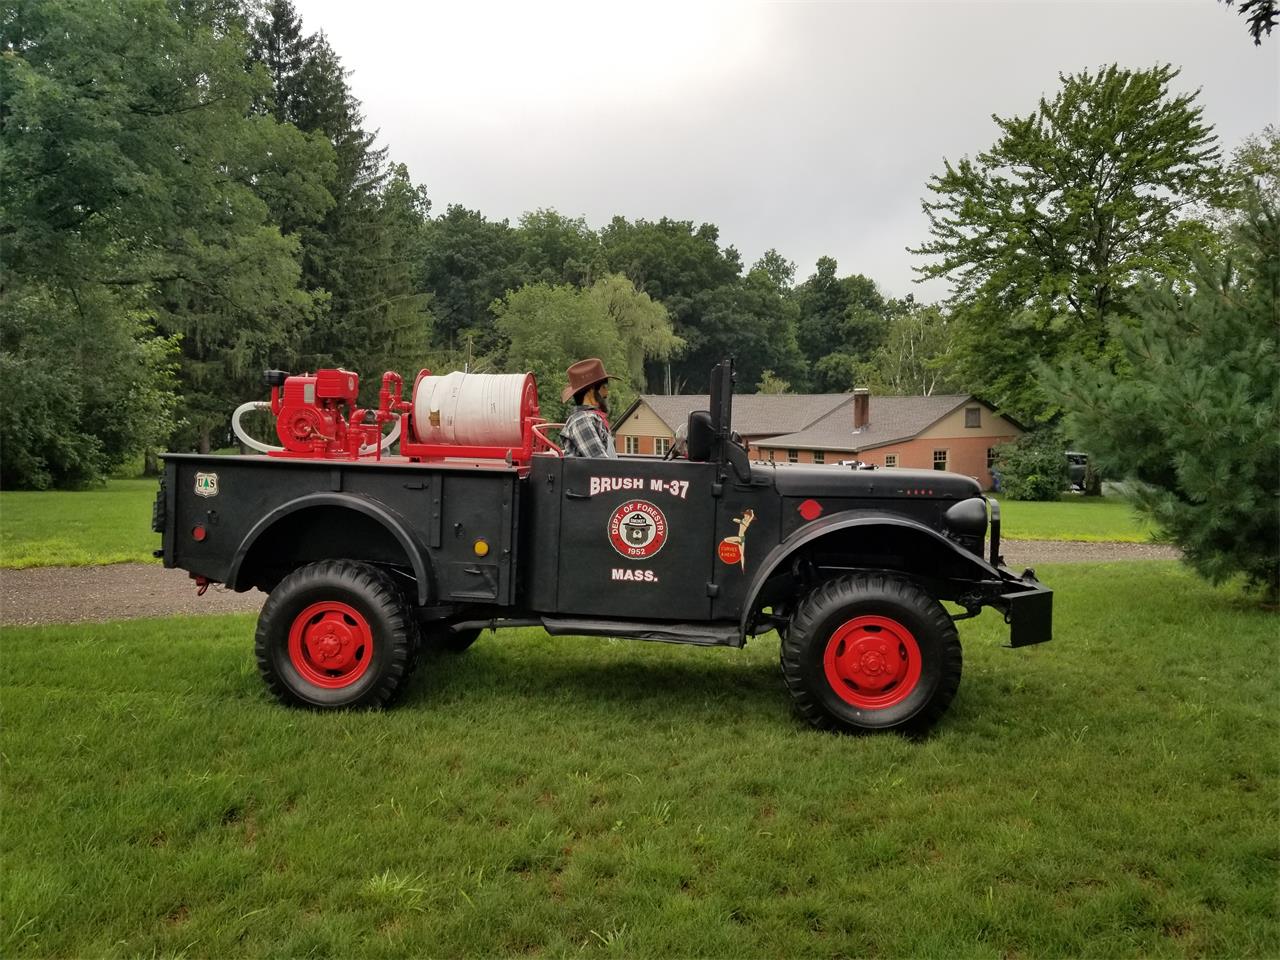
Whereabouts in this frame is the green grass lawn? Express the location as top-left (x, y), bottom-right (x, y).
top-left (3, 563), bottom-right (1275, 958)
top-left (0, 480), bottom-right (1150, 570)
top-left (995, 494), bottom-right (1152, 542)
top-left (0, 478), bottom-right (161, 568)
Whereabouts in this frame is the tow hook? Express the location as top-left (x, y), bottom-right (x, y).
top-left (192, 574), bottom-right (211, 596)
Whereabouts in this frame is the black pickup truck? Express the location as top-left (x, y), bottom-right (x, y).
top-left (155, 361), bottom-right (1051, 734)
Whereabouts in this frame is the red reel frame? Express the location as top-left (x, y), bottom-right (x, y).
top-left (394, 369), bottom-right (561, 470)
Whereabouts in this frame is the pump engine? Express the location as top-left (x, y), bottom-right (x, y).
top-left (265, 368), bottom-right (381, 458)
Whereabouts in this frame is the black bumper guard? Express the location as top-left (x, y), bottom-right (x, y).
top-left (996, 571), bottom-right (1053, 648)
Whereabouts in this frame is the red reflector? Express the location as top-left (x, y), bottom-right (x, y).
top-left (798, 499), bottom-right (823, 521)
top-left (192, 525), bottom-right (207, 542)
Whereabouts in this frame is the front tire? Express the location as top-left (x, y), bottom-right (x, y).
top-left (255, 560), bottom-right (417, 709)
top-left (781, 574), bottom-right (961, 734)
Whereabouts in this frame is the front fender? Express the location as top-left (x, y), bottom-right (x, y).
top-left (739, 510), bottom-right (1001, 636)
top-left (227, 492), bottom-right (434, 605)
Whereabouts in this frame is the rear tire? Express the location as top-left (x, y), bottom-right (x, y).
top-left (780, 574), bottom-right (961, 734)
top-left (255, 560), bottom-right (417, 709)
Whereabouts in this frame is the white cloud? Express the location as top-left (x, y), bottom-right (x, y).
top-left (295, 0), bottom-right (1279, 299)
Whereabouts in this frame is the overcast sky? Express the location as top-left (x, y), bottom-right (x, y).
top-left (291, 0), bottom-right (1277, 301)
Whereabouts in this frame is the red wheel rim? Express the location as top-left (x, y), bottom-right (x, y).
top-left (823, 615), bottom-right (922, 709)
top-left (287, 601), bottom-right (374, 689)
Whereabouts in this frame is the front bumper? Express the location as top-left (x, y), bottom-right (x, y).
top-left (982, 498), bottom-right (1053, 647)
top-left (991, 570), bottom-right (1053, 647)
top-left (998, 576), bottom-right (1049, 650)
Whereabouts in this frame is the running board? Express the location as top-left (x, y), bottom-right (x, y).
top-left (539, 617), bottom-right (744, 648)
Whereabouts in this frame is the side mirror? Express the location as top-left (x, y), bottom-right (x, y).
top-left (686, 411), bottom-right (713, 461)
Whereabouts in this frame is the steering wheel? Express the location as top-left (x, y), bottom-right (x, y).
top-left (664, 423), bottom-right (688, 460)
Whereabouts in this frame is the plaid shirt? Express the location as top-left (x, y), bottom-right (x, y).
top-left (561, 406), bottom-right (617, 458)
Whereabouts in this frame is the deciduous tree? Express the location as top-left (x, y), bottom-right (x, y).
top-left (420, 205), bottom-right (528, 356)
top-left (757, 370), bottom-right (791, 394)
top-left (1, 0), bottom-right (328, 474)
top-left (1221, 0), bottom-right (1278, 43)
top-left (492, 283), bottom-right (630, 416)
top-left (795, 258), bottom-right (890, 390)
top-left (600, 217), bottom-right (742, 391)
top-left (516, 209), bottom-right (602, 287)
top-left (586, 274), bottom-right (681, 391)
top-left (494, 275), bottom-right (682, 416)
top-left (691, 271), bottom-right (806, 394)
top-left (857, 303), bottom-right (961, 397)
top-left (913, 65), bottom-right (1224, 423)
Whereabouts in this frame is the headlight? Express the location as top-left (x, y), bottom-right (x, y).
top-left (943, 497), bottom-right (988, 538)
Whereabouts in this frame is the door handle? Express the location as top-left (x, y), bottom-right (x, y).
top-left (565, 490), bottom-right (590, 500)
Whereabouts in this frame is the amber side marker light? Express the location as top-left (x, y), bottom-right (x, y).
top-left (473, 539), bottom-right (490, 557)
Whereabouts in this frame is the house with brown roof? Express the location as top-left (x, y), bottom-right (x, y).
top-left (613, 390), bottom-right (1023, 489)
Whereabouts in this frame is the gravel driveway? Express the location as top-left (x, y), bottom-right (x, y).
top-left (0, 540), bottom-right (1180, 627)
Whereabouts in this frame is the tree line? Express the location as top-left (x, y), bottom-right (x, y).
top-left (3, 1), bottom-right (1275, 593)
top-left (1, 0), bottom-right (969, 488)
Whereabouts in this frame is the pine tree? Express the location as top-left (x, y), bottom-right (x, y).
top-left (251, 0), bottom-right (316, 125)
top-left (249, 6), bottom-right (432, 390)
top-left (1049, 194), bottom-right (1280, 599)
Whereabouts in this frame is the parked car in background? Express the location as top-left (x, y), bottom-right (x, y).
top-left (1066, 452), bottom-right (1089, 491)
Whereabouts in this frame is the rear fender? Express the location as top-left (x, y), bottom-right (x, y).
top-left (227, 492), bottom-right (433, 605)
top-left (739, 511), bottom-right (1000, 636)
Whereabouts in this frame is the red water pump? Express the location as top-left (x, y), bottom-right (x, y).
top-left (264, 369), bottom-right (405, 459)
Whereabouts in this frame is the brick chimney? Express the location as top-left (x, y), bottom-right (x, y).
top-left (853, 388), bottom-right (870, 430)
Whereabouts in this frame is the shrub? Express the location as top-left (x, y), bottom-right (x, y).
top-left (994, 429), bottom-right (1069, 501)
top-left (0, 284), bottom-right (178, 489)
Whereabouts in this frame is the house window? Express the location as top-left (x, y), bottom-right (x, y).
top-left (884, 454), bottom-right (898, 468)
top-left (933, 449), bottom-right (948, 471)
top-left (987, 447), bottom-right (997, 470)
top-left (767, 449), bottom-right (775, 462)
top-left (624, 435), bottom-right (639, 455)
top-left (965, 407), bottom-right (981, 428)
top-left (655, 437), bottom-right (671, 457)
top-left (787, 449), bottom-right (799, 464)
top-left (813, 451), bottom-right (825, 464)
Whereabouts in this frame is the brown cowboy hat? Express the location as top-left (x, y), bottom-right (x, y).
top-left (561, 358), bottom-right (614, 403)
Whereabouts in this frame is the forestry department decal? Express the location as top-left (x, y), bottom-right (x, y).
top-left (607, 500), bottom-right (668, 559)
top-left (194, 472), bottom-right (219, 498)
